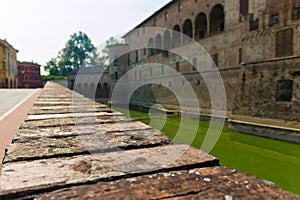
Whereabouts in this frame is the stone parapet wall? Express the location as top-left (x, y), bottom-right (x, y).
top-left (0, 82), bottom-right (299, 199)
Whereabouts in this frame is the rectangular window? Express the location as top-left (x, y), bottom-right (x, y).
top-left (239, 48), bottom-right (243, 64)
top-left (250, 18), bottom-right (259, 31)
top-left (295, 7), bottom-right (300, 19)
top-left (35, 76), bottom-right (39, 80)
top-left (212, 53), bottom-right (219, 67)
top-left (165, 11), bottom-right (169, 20)
top-left (270, 13), bottom-right (280, 26)
top-left (135, 50), bottom-right (139, 63)
top-left (113, 55), bottom-right (119, 66)
top-left (127, 53), bottom-right (131, 66)
top-left (114, 71), bottom-right (119, 80)
top-left (176, 62), bottom-right (180, 72)
top-left (144, 48), bottom-right (147, 55)
top-left (25, 66), bottom-right (28, 71)
top-left (162, 50), bottom-right (169, 57)
top-left (276, 80), bottom-right (293, 102)
top-left (276, 28), bottom-right (293, 57)
top-left (240, 0), bottom-right (249, 20)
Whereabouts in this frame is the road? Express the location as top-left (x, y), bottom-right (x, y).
top-left (0, 89), bottom-right (41, 163)
top-left (0, 89), bottom-right (37, 120)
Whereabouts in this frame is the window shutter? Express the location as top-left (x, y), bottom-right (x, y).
top-left (276, 28), bottom-right (293, 57)
top-left (285, 28), bottom-right (293, 56)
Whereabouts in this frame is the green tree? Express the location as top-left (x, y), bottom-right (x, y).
top-left (44, 58), bottom-right (60, 76)
top-left (82, 49), bottom-right (103, 67)
top-left (59, 31), bottom-right (96, 75)
top-left (99, 37), bottom-right (123, 65)
top-left (44, 31), bottom-right (96, 76)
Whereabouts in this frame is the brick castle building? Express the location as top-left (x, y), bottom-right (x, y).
top-left (109, 0), bottom-right (300, 124)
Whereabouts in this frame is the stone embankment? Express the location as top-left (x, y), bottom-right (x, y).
top-left (0, 82), bottom-right (299, 199)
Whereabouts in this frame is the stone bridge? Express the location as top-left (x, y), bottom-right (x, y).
top-left (0, 82), bottom-right (299, 199)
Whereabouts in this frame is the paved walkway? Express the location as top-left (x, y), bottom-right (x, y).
top-left (0, 82), bottom-right (299, 199)
top-left (0, 89), bottom-right (41, 162)
top-left (0, 89), bottom-right (37, 120)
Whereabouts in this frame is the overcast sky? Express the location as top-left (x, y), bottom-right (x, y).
top-left (0, 0), bottom-right (172, 71)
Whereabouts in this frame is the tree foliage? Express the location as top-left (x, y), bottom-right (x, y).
top-left (44, 32), bottom-right (122, 76)
top-left (44, 58), bottom-right (60, 76)
top-left (99, 37), bottom-right (122, 65)
top-left (44, 31), bottom-right (98, 76)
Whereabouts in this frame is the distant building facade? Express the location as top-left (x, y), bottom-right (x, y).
top-left (0, 42), bottom-right (6, 87)
top-left (68, 67), bottom-right (111, 103)
top-left (17, 61), bottom-right (43, 88)
top-left (0, 39), bottom-right (18, 88)
top-left (109, 0), bottom-right (300, 122)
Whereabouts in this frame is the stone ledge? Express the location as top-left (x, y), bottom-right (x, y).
top-left (4, 128), bottom-right (171, 163)
top-left (0, 145), bottom-right (218, 199)
top-left (35, 167), bottom-right (300, 200)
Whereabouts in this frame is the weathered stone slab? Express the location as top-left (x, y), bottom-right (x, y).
top-left (0, 145), bottom-right (218, 198)
top-left (14, 121), bottom-right (151, 139)
top-left (20, 115), bottom-right (130, 128)
top-left (33, 102), bottom-right (83, 106)
top-left (37, 95), bottom-right (82, 99)
top-left (35, 98), bottom-right (80, 101)
top-left (26, 112), bottom-right (123, 121)
top-left (32, 101), bottom-right (106, 108)
top-left (35, 167), bottom-right (300, 200)
top-left (4, 128), bottom-right (171, 163)
top-left (29, 105), bottom-right (111, 115)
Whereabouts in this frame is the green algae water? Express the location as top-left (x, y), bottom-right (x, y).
top-left (116, 107), bottom-right (300, 195)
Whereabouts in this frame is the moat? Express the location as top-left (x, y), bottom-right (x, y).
top-left (115, 107), bottom-right (300, 195)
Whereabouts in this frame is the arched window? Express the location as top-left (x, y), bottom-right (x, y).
top-left (210, 4), bottom-right (225, 35)
top-left (95, 82), bottom-right (102, 98)
top-left (148, 38), bottom-right (155, 56)
top-left (172, 25), bottom-right (181, 48)
top-left (178, 2), bottom-right (183, 12)
top-left (183, 19), bottom-right (193, 44)
top-left (155, 34), bottom-right (162, 54)
top-left (103, 83), bottom-right (110, 98)
top-left (195, 12), bottom-right (207, 40)
top-left (103, 83), bottom-right (109, 89)
top-left (84, 83), bottom-right (89, 90)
